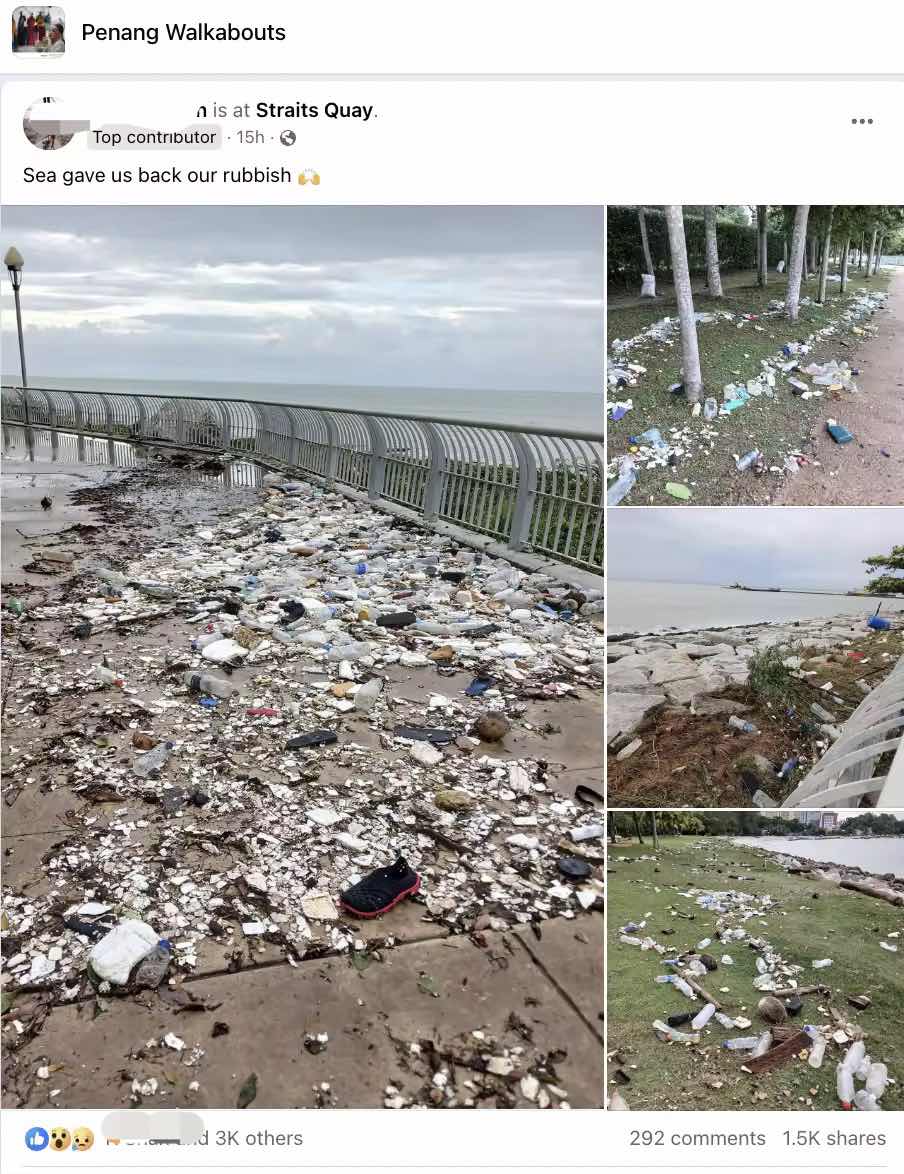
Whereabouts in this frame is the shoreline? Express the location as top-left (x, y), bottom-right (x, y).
top-left (731, 839), bottom-right (904, 888)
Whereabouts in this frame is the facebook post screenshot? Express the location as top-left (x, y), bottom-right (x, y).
top-left (0, 3), bottom-right (902, 1171)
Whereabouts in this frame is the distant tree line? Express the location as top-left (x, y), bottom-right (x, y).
top-left (608, 810), bottom-right (903, 842)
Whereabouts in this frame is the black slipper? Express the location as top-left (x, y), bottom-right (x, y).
top-left (339, 856), bottom-right (421, 918)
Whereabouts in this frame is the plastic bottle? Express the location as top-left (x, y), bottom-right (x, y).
top-left (723, 1037), bottom-right (759, 1051)
top-left (652, 1019), bottom-right (700, 1044)
top-left (714, 1012), bottom-right (737, 1030)
top-left (671, 976), bottom-right (696, 999)
top-left (691, 1003), bottom-right (716, 1030)
top-left (728, 715), bottom-right (759, 734)
top-left (865, 1062), bottom-right (888, 1099)
top-left (702, 397), bottom-right (718, 421)
top-left (354, 678), bottom-right (383, 712)
top-left (134, 580), bottom-right (177, 600)
top-left (751, 1030), bottom-right (773, 1059)
top-left (607, 456), bottom-right (637, 507)
top-left (93, 664), bottom-right (124, 688)
top-left (183, 671), bottom-right (240, 699)
top-left (133, 740), bottom-right (175, 778)
top-left (299, 599), bottom-right (335, 623)
top-left (836, 1063), bottom-right (855, 1109)
top-left (132, 941), bottom-right (172, 989)
top-left (805, 1029), bottom-right (826, 1069)
top-left (191, 629), bottom-right (224, 651)
top-left (736, 450), bottom-right (762, 472)
top-left (841, 1040), bottom-right (866, 1073)
top-left (326, 641), bottom-right (372, 662)
top-left (853, 1089), bottom-right (882, 1112)
top-left (638, 428), bottom-right (668, 452)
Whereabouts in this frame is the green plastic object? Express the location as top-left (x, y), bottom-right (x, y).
top-left (664, 482), bottom-right (692, 500)
top-left (5, 597), bottom-right (24, 616)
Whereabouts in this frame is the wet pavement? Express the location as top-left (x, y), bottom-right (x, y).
top-left (1, 448), bottom-right (604, 1108)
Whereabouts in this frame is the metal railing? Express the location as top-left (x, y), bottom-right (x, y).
top-left (1, 384), bottom-right (604, 574)
top-left (783, 655), bottom-right (904, 809)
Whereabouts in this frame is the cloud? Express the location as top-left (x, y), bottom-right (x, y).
top-left (1, 206), bottom-right (603, 394)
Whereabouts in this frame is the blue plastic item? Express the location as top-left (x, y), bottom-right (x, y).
top-left (826, 422), bottom-right (854, 444)
top-left (868, 615), bottom-right (892, 631)
top-left (199, 695), bottom-right (220, 708)
top-left (465, 676), bottom-right (496, 697)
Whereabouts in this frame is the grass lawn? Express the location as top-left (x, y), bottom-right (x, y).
top-left (606, 270), bottom-right (891, 507)
top-left (607, 836), bottom-right (904, 1110)
top-left (608, 628), bottom-right (904, 808)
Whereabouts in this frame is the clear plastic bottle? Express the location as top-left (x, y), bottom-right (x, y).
top-left (183, 671), bottom-right (240, 699)
top-left (691, 1003), bottom-right (716, 1030)
top-left (93, 664), bottom-right (124, 687)
top-left (736, 450), bottom-right (762, 472)
top-left (806, 1029), bottom-right (826, 1069)
top-left (134, 580), bottom-right (177, 600)
top-left (653, 1019), bottom-right (700, 1044)
top-left (191, 629), bottom-right (223, 651)
top-left (607, 456), bottom-right (637, 507)
top-left (703, 397), bottom-right (718, 421)
top-left (728, 715), bottom-right (759, 734)
top-left (132, 941), bottom-right (172, 989)
top-left (865, 1062), bottom-right (888, 1099)
top-left (853, 1089), bottom-right (881, 1112)
top-left (134, 740), bottom-right (175, 778)
top-left (671, 976), bottom-right (696, 999)
top-left (836, 1063), bottom-right (855, 1109)
top-left (326, 641), bottom-right (372, 662)
top-left (751, 1030), bottom-right (773, 1058)
top-left (842, 1040), bottom-right (866, 1073)
top-left (723, 1036), bottom-right (758, 1051)
top-left (714, 1012), bottom-right (737, 1030)
top-left (354, 678), bottom-right (383, 712)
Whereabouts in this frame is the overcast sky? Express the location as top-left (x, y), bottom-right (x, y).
top-left (609, 508), bottom-right (902, 590)
top-left (1, 206), bottom-right (602, 391)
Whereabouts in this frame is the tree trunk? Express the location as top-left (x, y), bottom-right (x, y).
top-left (873, 234), bottom-right (884, 275)
top-left (631, 813), bottom-right (645, 845)
top-left (866, 227), bottom-right (878, 276)
top-left (637, 206), bottom-right (656, 296)
top-left (786, 205), bottom-right (810, 322)
top-left (703, 205), bottom-right (723, 297)
top-left (817, 206), bottom-right (834, 304)
top-left (782, 237), bottom-right (788, 269)
top-left (664, 205), bottom-right (703, 402)
top-left (809, 235), bottom-right (817, 275)
top-left (756, 204), bottom-right (768, 287)
top-left (651, 812), bottom-right (660, 851)
top-left (839, 234), bottom-right (851, 294)
top-left (858, 233), bottom-right (864, 269)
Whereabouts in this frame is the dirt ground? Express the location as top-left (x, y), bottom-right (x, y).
top-left (607, 630), bottom-right (904, 808)
top-left (1, 453), bottom-right (604, 1109)
top-left (777, 267), bottom-right (904, 505)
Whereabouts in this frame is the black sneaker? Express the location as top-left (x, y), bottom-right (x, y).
top-left (339, 856), bottom-right (421, 918)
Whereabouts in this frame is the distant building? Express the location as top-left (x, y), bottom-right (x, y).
top-left (781, 810), bottom-right (838, 831)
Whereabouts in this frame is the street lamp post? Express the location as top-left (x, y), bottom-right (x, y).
top-left (4, 245), bottom-right (30, 430)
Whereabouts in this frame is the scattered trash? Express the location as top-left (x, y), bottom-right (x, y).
top-left (826, 419), bottom-right (854, 445)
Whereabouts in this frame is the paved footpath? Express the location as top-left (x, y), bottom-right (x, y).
top-left (778, 267), bottom-right (904, 505)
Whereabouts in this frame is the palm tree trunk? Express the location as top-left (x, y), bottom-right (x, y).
top-left (756, 205), bottom-right (768, 287)
top-left (631, 812), bottom-right (645, 845)
top-left (652, 812), bottom-right (660, 851)
top-left (637, 206), bottom-right (656, 296)
top-left (839, 234), bottom-right (851, 294)
top-left (817, 206), bottom-right (834, 304)
top-left (665, 205), bottom-right (703, 402)
top-left (858, 233), bottom-right (864, 269)
top-left (703, 205), bottom-right (723, 297)
top-left (786, 205), bottom-right (810, 322)
top-left (782, 237), bottom-right (788, 270)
